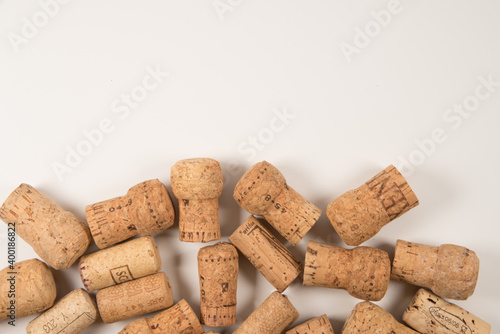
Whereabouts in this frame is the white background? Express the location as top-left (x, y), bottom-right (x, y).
top-left (1, 1), bottom-right (499, 333)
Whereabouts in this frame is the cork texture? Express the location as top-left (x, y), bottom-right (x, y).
top-left (286, 314), bottom-right (335, 334)
top-left (0, 184), bottom-right (92, 269)
top-left (233, 161), bottom-right (322, 246)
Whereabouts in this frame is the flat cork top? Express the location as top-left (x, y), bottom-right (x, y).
top-left (171, 158), bottom-right (223, 199)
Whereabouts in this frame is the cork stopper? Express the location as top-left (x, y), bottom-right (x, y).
top-left (96, 272), bottom-right (174, 323)
top-left (286, 314), bottom-right (335, 334)
top-left (79, 236), bottom-right (162, 291)
top-left (86, 179), bottom-right (175, 249)
top-left (327, 165), bottom-right (419, 246)
top-left (342, 301), bottom-right (419, 334)
top-left (303, 241), bottom-right (390, 301)
top-left (171, 158), bottom-right (223, 243)
top-left (234, 161), bottom-right (322, 246)
top-left (0, 259), bottom-right (57, 320)
top-left (0, 184), bottom-right (92, 269)
top-left (233, 291), bottom-right (300, 334)
top-left (26, 288), bottom-right (98, 334)
top-left (198, 242), bottom-right (238, 327)
top-left (229, 215), bottom-right (303, 293)
top-left (391, 240), bottom-right (480, 300)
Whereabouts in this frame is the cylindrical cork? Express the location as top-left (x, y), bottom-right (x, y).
top-left (86, 179), bottom-right (175, 249)
top-left (79, 236), bottom-right (161, 291)
top-left (96, 272), bottom-right (174, 323)
top-left (391, 240), bottom-right (480, 300)
top-left (327, 165), bottom-right (419, 246)
top-left (229, 215), bottom-right (303, 293)
top-left (234, 291), bottom-right (299, 334)
top-left (403, 288), bottom-right (491, 334)
top-left (234, 161), bottom-right (322, 246)
top-left (286, 314), bottom-right (335, 334)
top-left (26, 288), bottom-right (98, 334)
top-left (198, 242), bottom-right (238, 327)
top-left (0, 184), bottom-right (91, 269)
top-left (303, 241), bottom-right (390, 301)
top-left (171, 158), bottom-right (223, 243)
top-left (0, 259), bottom-right (56, 320)
top-left (118, 299), bottom-right (204, 334)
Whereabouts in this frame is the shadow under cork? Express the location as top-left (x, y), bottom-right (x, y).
top-left (329, 316), bottom-right (346, 334)
top-left (234, 247), bottom-right (258, 324)
top-left (218, 160), bottom-right (247, 238)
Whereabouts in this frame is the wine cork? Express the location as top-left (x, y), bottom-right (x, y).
top-left (391, 240), bottom-right (480, 300)
top-left (0, 184), bottom-right (91, 269)
top-left (86, 179), bottom-right (175, 249)
top-left (0, 259), bottom-right (56, 320)
top-left (171, 158), bottom-right (223, 243)
top-left (205, 332), bottom-right (220, 334)
top-left (229, 215), bottom-right (303, 293)
top-left (327, 165), bottom-right (419, 246)
top-left (303, 241), bottom-right (390, 301)
top-left (26, 288), bottom-right (98, 334)
top-left (118, 299), bottom-right (204, 334)
top-left (198, 242), bottom-right (238, 327)
top-left (234, 291), bottom-right (299, 334)
top-left (403, 288), bottom-right (491, 334)
top-left (96, 272), bottom-right (174, 323)
top-left (79, 236), bottom-right (162, 291)
top-left (233, 161), bottom-right (322, 246)
top-left (286, 314), bottom-right (335, 334)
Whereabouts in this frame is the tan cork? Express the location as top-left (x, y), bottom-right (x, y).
top-left (0, 259), bottom-right (56, 320)
top-left (303, 241), bottom-right (390, 301)
top-left (79, 236), bottom-right (162, 291)
top-left (26, 288), bottom-right (98, 334)
top-left (96, 272), bottom-right (174, 323)
top-left (0, 184), bottom-right (91, 269)
top-left (286, 314), bottom-right (335, 334)
top-left (229, 215), bottom-right (303, 293)
top-left (118, 299), bottom-right (204, 334)
top-left (327, 165), bottom-right (419, 246)
top-left (205, 332), bottom-right (220, 334)
top-left (391, 240), bottom-right (480, 300)
top-left (86, 179), bottom-right (175, 249)
top-left (198, 242), bottom-right (238, 327)
top-left (403, 288), bottom-right (491, 334)
top-left (233, 161), bottom-right (322, 246)
top-left (233, 291), bottom-right (299, 334)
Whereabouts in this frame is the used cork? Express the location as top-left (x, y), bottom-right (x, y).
top-left (403, 288), bottom-right (491, 334)
top-left (26, 288), bottom-right (98, 334)
top-left (86, 179), bottom-right (175, 249)
top-left (198, 242), bottom-right (238, 327)
top-left (0, 184), bottom-right (91, 269)
top-left (96, 272), bottom-right (174, 323)
top-left (286, 314), bottom-right (335, 334)
top-left (229, 215), bottom-right (303, 293)
top-left (303, 241), bottom-right (390, 301)
top-left (0, 259), bottom-right (56, 320)
top-left (391, 239), bottom-right (480, 300)
top-left (171, 158), bottom-right (223, 243)
top-left (327, 165), bottom-right (419, 246)
top-left (233, 161), bottom-right (322, 246)
top-left (233, 291), bottom-right (299, 334)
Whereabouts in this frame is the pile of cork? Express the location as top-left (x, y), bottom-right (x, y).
top-left (0, 158), bottom-right (491, 334)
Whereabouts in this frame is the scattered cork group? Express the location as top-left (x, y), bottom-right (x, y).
top-left (0, 159), bottom-right (490, 333)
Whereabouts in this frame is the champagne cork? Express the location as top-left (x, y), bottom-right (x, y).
top-left (0, 259), bottom-right (56, 320)
top-left (327, 165), bottom-right (419, 246)
top-left (233, 161), bottom-right (321, 246)
top-left (79, 236), bottom-right (162, 291)
top-left (303, 241), bottom-right (390, 301)
top-left (171, 158), bottom-right (223, 243)
top-left (403, 288), bottom-right (491, 334)
top-left (286, 314), bottom-right (335, 334)
top-left (0, 184), bottom-right (91, 269)
top-left (26, 288), bottom-right (98, 334)
top-left (96, 272), bottom-right (174, 323)
top-left (229, 215), bottom-right (303, 293)
top-left (118, 299), bottom-right (204, 334)
top-left (234, 291), bottom-right (299, 334)
top-left (86, 179), bottom-right (175, 249)
top-left (391, 240), bottom-right (480, 300)
top-left (205, 332), bottom-right (220, 334)
top-left (198, 242), bottom-right (238, 327)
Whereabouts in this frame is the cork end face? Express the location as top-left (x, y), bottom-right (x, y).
top-left (171, 158), bottom-right (223, 200)
top-left (0, 183), bottom-right (31, 222)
